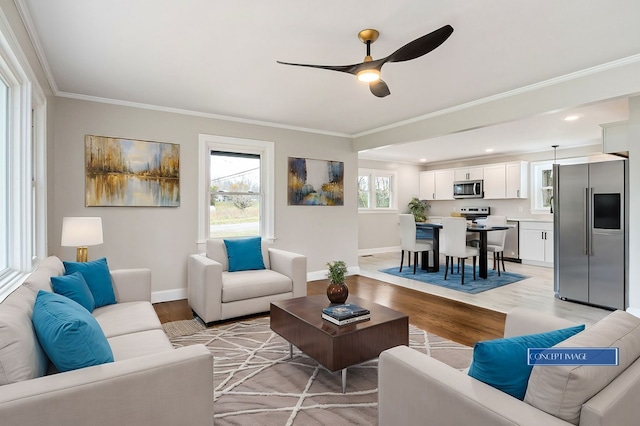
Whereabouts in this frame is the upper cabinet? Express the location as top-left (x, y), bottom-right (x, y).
top-left (601, 121), bottom-right (629, 157)
top-left (419, 171), bottom-right (435, 201)
top-left (419, 170), bottom-right (454, 200)
top-left (505, 161), bottom-right (528, 199)
top-left (483, 164), bottom-right (506, 199)
top-left (454, 167), bottom-right (483, 181)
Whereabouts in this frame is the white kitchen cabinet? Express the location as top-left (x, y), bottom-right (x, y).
top-left (419, 171), bottom-right (435, 200)
top-left (454, 167), bottom-right (483, 181)
top-left (506, 161), bottom-right (528, 198)
top-left (482, 164), bottom-right (506, 199)
top-left (519, 221), bottom-right (553, 267)
top-left (601, 121), bottom-right (628, 156)
top-left (434, 169), bottom-right (455, 200)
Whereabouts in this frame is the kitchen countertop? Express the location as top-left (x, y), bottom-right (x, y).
top-left (507, 217), bottom-right (553, 223)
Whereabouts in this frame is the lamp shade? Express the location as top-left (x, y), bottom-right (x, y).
top-left (61, 217), bottom-right (104, 247)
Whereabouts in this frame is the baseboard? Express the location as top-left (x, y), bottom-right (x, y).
top-left (307, 266), bottom-right (361, 282)
top-left (358, 246), bottom-right (399, 256)
top-left (151, 288), bottom-right (187, 303)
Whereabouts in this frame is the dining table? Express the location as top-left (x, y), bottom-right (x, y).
top-left (415, 222), bottom-right (509, 279)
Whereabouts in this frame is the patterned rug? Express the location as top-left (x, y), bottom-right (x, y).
top-left (380, 263), bottom-right (528, 294)
top-left (168, 316), bottom-right (472, 425)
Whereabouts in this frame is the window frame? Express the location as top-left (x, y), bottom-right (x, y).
top-left (530, 157), bottom-right (587, 214)
top-left (357, 168), bottom-right (398, 213)
top-left (0, 12), bottom-right (47, 301)
top-left (198, 134), bottom-right (274, 245)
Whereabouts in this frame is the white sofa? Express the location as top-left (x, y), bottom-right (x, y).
top-left (379, 307), bottom-right (640, 426)
top-left (0, 256), bottom-right (214, 426)
top-left (188, 239), bottom-right (307, 325)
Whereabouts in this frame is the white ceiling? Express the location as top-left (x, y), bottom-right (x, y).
top-left (18, 0), bottom-right (640, 163)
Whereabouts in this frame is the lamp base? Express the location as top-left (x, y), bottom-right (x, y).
top-left (76, 247), bottom-right (88, 262)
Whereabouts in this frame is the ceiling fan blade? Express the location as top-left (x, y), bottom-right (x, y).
top-left (386, 25), bottom-right (454, 63)
top-left (370, 79), bottom-right (390, 98)
top-left (276, 60), bottom-right (360, 75)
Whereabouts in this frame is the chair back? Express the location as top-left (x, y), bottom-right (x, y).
top-left (485, 215), bottom-right (507, 247)
top-left (399, 214), bottom-right (420, 251)
top-left (441, 217), bottom-right (469, 258)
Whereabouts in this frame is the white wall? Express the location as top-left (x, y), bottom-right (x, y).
top-left (49, 98), bottom-right (358, 300)
top-left (627, 96), bottom-right (640, 316)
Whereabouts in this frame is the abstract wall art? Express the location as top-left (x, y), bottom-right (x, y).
top-left (287, 157), bottom-right (344, 206)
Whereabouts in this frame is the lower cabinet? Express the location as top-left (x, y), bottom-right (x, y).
top-left (519, 221), bottom-right (553, 267)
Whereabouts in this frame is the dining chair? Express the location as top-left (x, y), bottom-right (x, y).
top-left (441, 217), bottom-right (478, 284)
top-left (399, 214), bottom-right (433, 274)
top-left (485, 215), bottom-right (507, 276)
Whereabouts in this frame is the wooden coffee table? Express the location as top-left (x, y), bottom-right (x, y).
top-left (270, 295), bottom-right (409, 393)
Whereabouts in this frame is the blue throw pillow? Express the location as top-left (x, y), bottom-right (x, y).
top-left (51, 271), bottom-right (95, 312)
top-left (63, 257), bottom-right (117, 308)
top-left (223, 237), bottom-right (266, 272)
top-left (467, 324), bottom-right (585, 400)
top-left (32, 290), bottom-right (114, 372)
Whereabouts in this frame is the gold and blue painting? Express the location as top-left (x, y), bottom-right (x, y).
top-left (85, 135), bottom-right (180, 207)
top-left (287, 157), bottom-right (344, 206)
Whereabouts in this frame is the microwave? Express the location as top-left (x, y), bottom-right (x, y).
top-left (453, 180), bottom-right (483, 199)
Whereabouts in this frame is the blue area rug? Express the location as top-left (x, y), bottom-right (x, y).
top-left (379, 263), bottom-right (528, 294)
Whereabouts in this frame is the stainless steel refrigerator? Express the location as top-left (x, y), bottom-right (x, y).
top-left (554, 159), bottom-right (628, 310)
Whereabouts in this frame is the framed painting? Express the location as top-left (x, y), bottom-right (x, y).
top-left (287, 157), bottom-right (344, 206)
top-left (85, 135), bottom-right (180, 207)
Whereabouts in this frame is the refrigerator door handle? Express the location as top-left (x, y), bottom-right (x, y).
top-left (585, 187), bottom-right (590, 255)
top-left (589, 187), bottom-right (595, 256)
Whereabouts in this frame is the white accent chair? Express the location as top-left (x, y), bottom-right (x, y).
top-left (485, 215), bottom-right (507, 276)
top-left (188, 239), bottom-right (307, 325)
top-left (441, 217), bottom-right (479, 284)
top-left (399, 214), bottom-right (433, 274)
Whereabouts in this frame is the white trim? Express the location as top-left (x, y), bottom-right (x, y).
top-left (358, 246), bottom-right (401, 256)
top-left (198, 134), bottom-right (275, 243)
top-left (151, 288), bottom-right (187, 304)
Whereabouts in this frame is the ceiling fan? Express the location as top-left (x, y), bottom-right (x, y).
top-left (277, 24), bottom-right (454, 98)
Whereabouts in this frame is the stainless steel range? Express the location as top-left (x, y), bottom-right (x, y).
top-left (459, 206), bottom-right (490, 222)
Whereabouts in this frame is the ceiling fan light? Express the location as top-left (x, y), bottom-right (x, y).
top-left (357, 68), bottom-right (380, 82)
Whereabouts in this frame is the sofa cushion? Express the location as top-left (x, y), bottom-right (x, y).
top-left (468, 324), bottom-right (585, 400)
top-left (0, 287), bottom-right (48, 385)
top-left (51, 271), bottom-right (96, 312)
top-left (525, 310), bottom-right (640, 425)
top-left (63, 257), bottom-right (117, 308)
top-left (222, 269), bottom-right (292, 303)
top-left (92, 301), bottom-right (163, 338)
top-left (107, 329), bottom-right (174, 361)
top-left (223, 237), bottom-right (266, 272)
top-left (32, 290), bottom-right (113, 373)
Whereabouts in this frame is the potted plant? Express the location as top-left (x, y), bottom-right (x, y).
top-left (408, 197), bottom-right (429, 222)
top-left (326, 260), bottom-right (348, 304)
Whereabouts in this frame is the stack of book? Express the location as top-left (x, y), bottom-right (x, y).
top-left (322, 303), bottom-right (370, 326)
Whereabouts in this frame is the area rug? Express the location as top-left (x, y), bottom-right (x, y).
top-left (379, 263), bottom-right (528, 294)
top-left (168, 316), bottom-right (472, 425)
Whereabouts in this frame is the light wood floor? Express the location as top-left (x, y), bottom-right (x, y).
top-left (359, 251), bottom-right (611, 326)
top-left (154, 252), bottom-right (612, 347)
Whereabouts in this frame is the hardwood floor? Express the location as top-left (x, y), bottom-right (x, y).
top-left (154, 252), bottom-right (612, 347)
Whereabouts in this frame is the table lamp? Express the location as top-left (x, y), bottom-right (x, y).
top-left (61, 217), bottom-right (104, 262)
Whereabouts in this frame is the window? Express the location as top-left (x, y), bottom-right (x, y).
top-left (530, 157), bottom-right (587, 214)
top-left (209, 151), bottom-right (261, 238)
top-left (198, 135), bottom-right (274, 244)
top-left (358, 168), bottom-right (397, 211)
top-left (0, 14), bottom-right (47, 301)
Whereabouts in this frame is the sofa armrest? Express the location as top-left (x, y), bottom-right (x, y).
top-left (503, 307), bottom-right (578, 338)
top-left (188, 253), bottom-right (223, 323)
top-left (110, 268), bottom-right (152, 302)
top-left (0, 345), bottom-right (213, 426)
top-left (268, 248), bottom-right (307, 298)
top-left (379, 346), bottom-right (570, 426)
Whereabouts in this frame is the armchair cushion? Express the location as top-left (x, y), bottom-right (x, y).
top-left (63, 258), bottom-right (117, 308)
top-left (223, 237), bottom-right (266, 272)
top-left (32, 291), bottom-right (113, 373)
top-left (51, 272), bottom-right (95, 312)
top-left (221, 269), bottom-right (292, 303)
top-left (468, 324), bottom-right (585, 400)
